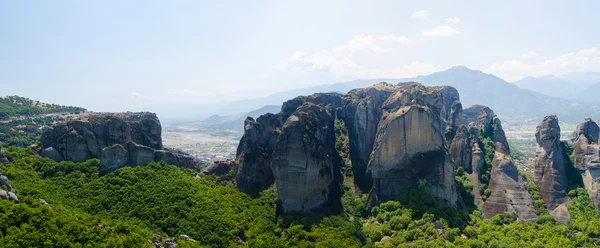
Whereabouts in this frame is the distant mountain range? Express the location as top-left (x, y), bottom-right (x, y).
top-left (513, 72), bottom-right (600, 100)
top-left (214, 66), bottom-right (600, 125)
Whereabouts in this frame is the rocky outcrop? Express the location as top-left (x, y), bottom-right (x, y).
top-left (449, 126), bottom-right (472, 173)
top-left (532, 115), bottom-right (570, 223)
top-left (235, 114), bottom-right (280, 195)
top-left (41, 112), bottom-right (198, 171)
top-left (462, 105), bottom-right (487, 126)
top-left (202, 159), bottom-right (239, 176)
top-left (271, 103), bottom-right (342, 213)
top-left (572, 119), bottom-right (600, 170)
top-left (342, 83), bottom-right (397, 191)
top-left (367, 84), bottom-right (460, 207)
top-left (572, 119), bottom-right (600, 213)
top-left (0, 169), bottom-right (18, 202)
top-left (482, 117), bottom-right (537, 221)
top-left (0, 147), bottom-right (8, 165)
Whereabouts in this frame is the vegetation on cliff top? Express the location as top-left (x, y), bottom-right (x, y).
top-left (0, 96), bottom-right (85, 120)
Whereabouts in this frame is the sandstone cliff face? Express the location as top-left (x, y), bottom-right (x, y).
top-left (532, 115), bottom-right (570, 223)
top-left (235, 114), bottom-right (280, 195)
top-left (271, 103), bottom-right (342, 213)
top-left (572, 119), bottom-right (600, 213)
top-left (449, 126), bottom-right (472, 173)
top-left (482, 117), bottom-right (537, 221)
top-left (342, 83), bottom-right (397, 191)
top-left (367, 84), bottom-right (460, 207)
top-left (41, 112), bottom-right (198, 171)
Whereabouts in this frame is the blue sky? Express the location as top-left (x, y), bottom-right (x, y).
top-left (1, 0), bottom-right (599, 119)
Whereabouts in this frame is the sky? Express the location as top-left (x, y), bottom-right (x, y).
top-left (1, 0), bottom-right (599, 120)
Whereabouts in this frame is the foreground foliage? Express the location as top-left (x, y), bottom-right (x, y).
top-left (1, 146), bottom-right (600, 247)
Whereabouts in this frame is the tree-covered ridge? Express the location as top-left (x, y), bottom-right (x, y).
top-left (1, 146), bottom-right (599, 247)
top-left (0, 96), bottom-right (85, 120)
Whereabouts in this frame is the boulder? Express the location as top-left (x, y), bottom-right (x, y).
top-left (202, 159), bottom-right (238, 176)
top-left (532, 115), bottom-right (569, 221)
top-left (0, 169), bottom-right (18, 203)
top-left (271, 103), bottom-right (342, 213)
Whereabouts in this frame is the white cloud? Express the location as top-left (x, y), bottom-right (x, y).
top-left (412, 10), bottom-right (428, 19)
top-left (131, 92), bottom-right (140, 98)
top-left (259, 73), bottom-right (270, 79)
top-left (487, 48), bottom-right (600, 81)
top-left (422, 26), bottom-right (458, 37)
top-left (445, 17), bottom-right (460, 24)
top-left (273, 34), bottom-right (413, 77)
top-left (520, 51), bottom-right (538, 58)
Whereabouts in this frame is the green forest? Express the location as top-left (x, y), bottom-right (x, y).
top-left (0, 146), bottom-right (599, 247)
top-left (0, 96), bottom-right (85, 120)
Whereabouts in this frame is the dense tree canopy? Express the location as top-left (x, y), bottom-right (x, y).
top-left (0, 146), bottom-right (599, 247)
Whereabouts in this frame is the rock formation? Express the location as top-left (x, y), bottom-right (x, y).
top-left (0, 147), bottom-right (8, 165)
top-left (449, 126), bottom-right (472, 173)
top-left (341, 83), bottom-right (397, 191)
top-left (481, 116), bottom-right (537, 221)
top-left (232, 82), bottom-right (541, 218)
top-left (367, 84), bottom-right (460, 207)
top-left (234, 93), bottom-right (344, 195)
top-left (271, 103), bottom-right (342, 213)
top-left (202, 159), bottom-right (239, 176)
top-left (532, 115), bottom-right (570, 223)
top-left (41, 112), bottom-right (198, 171)
top-left (0, 168), bottom-right (18, 202)
top-left (572, 119), bottom-right (600, 213)
top-left (235, 115), bottom-right (280, 195)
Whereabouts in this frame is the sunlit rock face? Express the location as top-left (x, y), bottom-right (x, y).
top-left (271, 103), bottom-right (342, 214)
top-left (482, 116), bottom-right (538, 222)
top-left (367, 84), bottom-right (460, 208)
top-left (342, 84), bottom-right (398, 192)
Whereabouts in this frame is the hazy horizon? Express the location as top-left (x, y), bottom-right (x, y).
top-left (2, 1), bottom-right (600, 121)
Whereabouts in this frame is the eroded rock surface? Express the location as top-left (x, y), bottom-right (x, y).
top-left (367, 84), bottom-right (460, 207)
top-left (572, 119), bottom-right (600, 213)
top-left (41, 112), bottom-right (198, 171)
top-left (482, 117), bottom-right (537, 221)
top-left (532, 115), bottom-right (570, 223)
top-left (271, 103), bottom-right (342, 213)
top-left (235, 114), bottom-right (280, 195)
top-left (342, 83), bottom-right (397, 191)
top-left (0, 169), bottom-right (18, 202)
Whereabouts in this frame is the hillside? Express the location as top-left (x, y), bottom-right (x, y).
top-left (513, 72), bottom-right (600, 101)
top-left (0, 96), bottom-right (86, 120)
